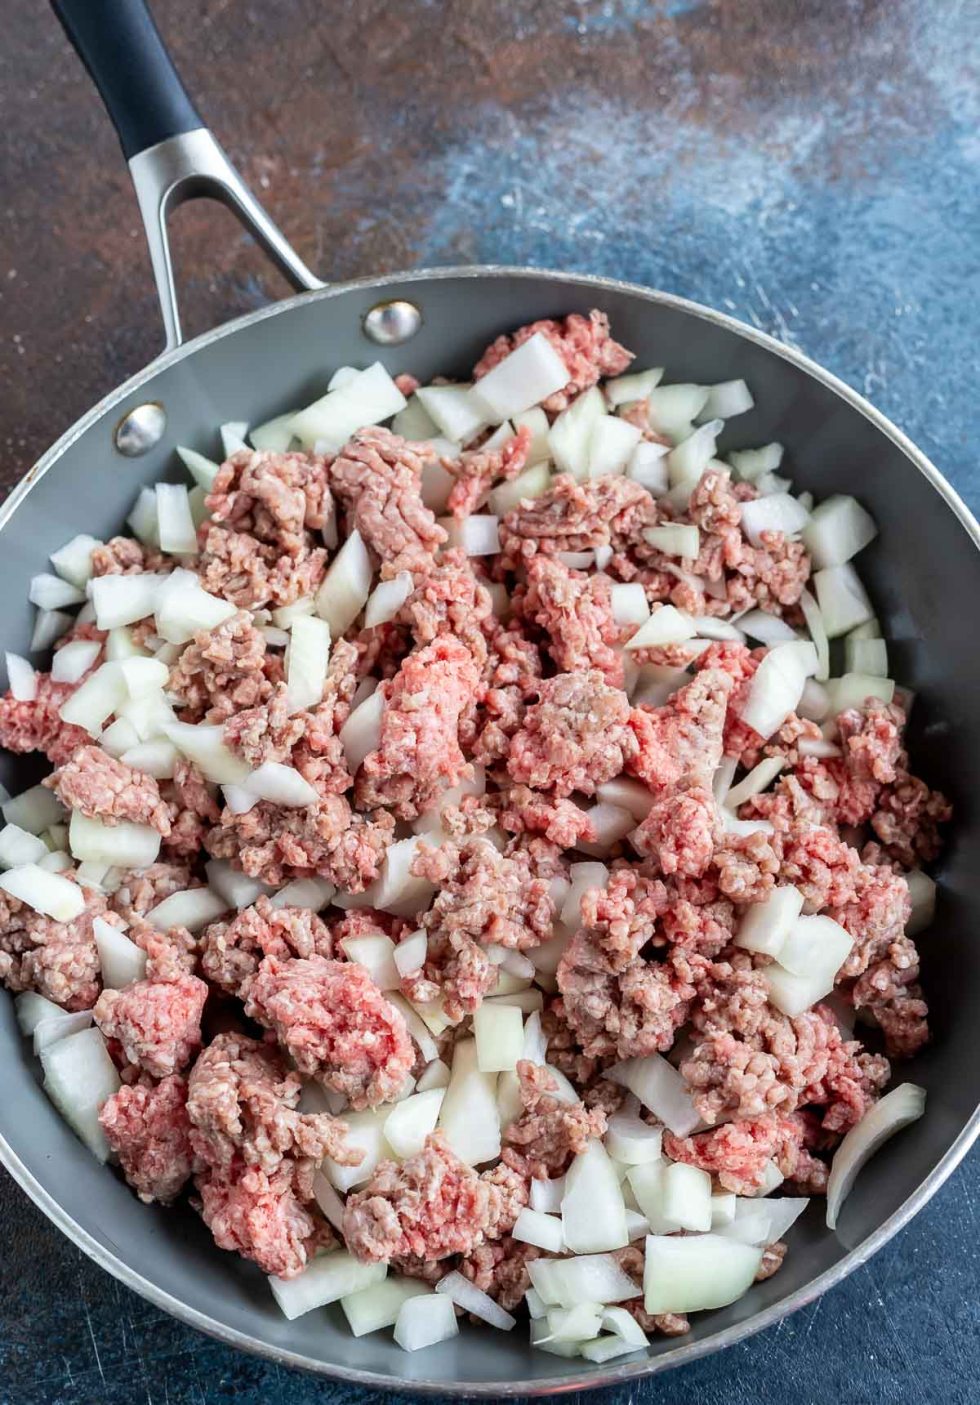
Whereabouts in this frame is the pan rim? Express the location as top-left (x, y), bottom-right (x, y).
top-left (2, 263), bottom-right (979, 1395)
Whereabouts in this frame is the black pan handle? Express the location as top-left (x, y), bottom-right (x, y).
top-left (52, 0), bottom-right (201, 160)
top-left (50, 0), bottom-right (323, 351)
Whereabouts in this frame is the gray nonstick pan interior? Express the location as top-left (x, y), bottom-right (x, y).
top-left (2, 265), bottom-right (979, 1393)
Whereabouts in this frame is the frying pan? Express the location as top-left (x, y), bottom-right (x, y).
top-left (1, 0), bottom-right (978, 1393)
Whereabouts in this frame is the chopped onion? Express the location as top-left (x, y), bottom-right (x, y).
top-left (341, 1276), bottom-right (432, 1338)
top-left (728, 442), bottom-right (783, 480)
top-left (385, 993), bottom-right (440, 1064)
top-left (529, 1319), bottom-right (581, 1358)
top-left (556, 550), bottom-right (595, 570)
top-left (596, 777), bottom-right (656, 821)
top-left (248, 410), bottom-right (297, 453)
top-left (154, 570), bottom-right (236, 644)
top-left (798, 587), bottom-right (830, 682)
top-left (69, 812), bottom-right (161, 869)
top-left (155, 483), bottom-right (198, 554)
top-left (205, 859), bottom-right (271, 910)
top-left (341, 932), bottom-right (400, 991)
top-left (798, 676), bottom-right (830, 722)
top-left (339, 689), bottom-right (385, 775)
top-left (163, 721), bottom-right (249, 785)
top-left (700, 378), bottom-right (754, 420)
top-left (827, 1083), bottom-right (926, 1229)
top-left (642, 523), bottom-right (700, 558)
top-left (623, 604), bottom-right (695, 651)
top-left (3, 785), bottom-right (65, 834)
top-left (717, 1196), bottom-right (810, 1246)
top-left (473, 331), bottom-right (569, 422)
top-left (119, 738), bottom-right (178, 779)
top-left (777, 912), bottom-right (853, 980)
top-left (435, 1268), bottom-right (516, 1331)
top-left (626, 440), bottom-right (670, 496)
top-left (268, 876), bottom-right (335, 912)
top-left (824, 672), bottom-right (895, 714)
top-left (736, 884), bottom-right (804, 957)
top-left (415, 383), bottom-right (488, 444)
top-left (392, 396), bottom-right (440, 441)
top-left (473, 1001), bottom-right (525, 1072)
top-left (383, 1088), bottom-right (446, 1159)
top-left (737, 641), bottom-right (811, 739)
top-left (50, 534), bottom-right (101, 590)
top-left (146, 887), bottom-right (228, 934)
top-left (242, 761), bottom-right (318, 809)
top-left (736, 609), bottom-right (799, 645)
top-left (0, 863), bottom-right (85, 920)
top-left (528, 1254), bottom-right (640, 1309)
top-left (546, 386), bottom-right (605, 480)
top-left (15, 991), bottom-right (67, 1037)
top-left (31, 608), bottom-right (72, 653)
top-left (314, 530), bottom-right (373, 638)
top-left (605, 584), bottom-right (647, 632)
top-left (218, 420), bottom-right (248, 456)
top-left (625, 1162), bottom-right (674, 1233)
top-left (643, 1234), bottom-right (762, 1315)
top-left (29, 572), bottom-right (86, 611)
top-left (488, 461), bottom-right (552, 516)
top-left (93, 916), bottom-right (148, 989)
top-left (813, 563), bottom-right (874, 638)
top-left (364, 571), bottom-right (413, 630)
top-left (271, 596), bottom-right (315, 629)
top-left (439, 514), bottom-right (500, 556)
top-left (290, 363), bottom-right (406, 452)
top-left (739, 493), bottom-right (809, 548)
top-left (437, 1037), bottom-right (500, 1166)
top-left (725, 756), bottom-right (785, 810)
top-left (662, 1162), bottom-right (712, 1232)
top-left (127, 486), bottom-right (160, 546)
top-left (575, 801), bottom-right (635, 858)
top-left (283, 615), bottom-right (331, 715)
top-left (321, 1109), bottom-right (391, 1192)
top-left (40, 1026), bottom-right (121, 1162)
top-left (90, 572), bottom-right (166, 630)
top-left (270, 1251), bottom-right (387, 1321)
top-left (0, 823), bottom-right (49, 869)
top-left (416, 1058), bottom-right (450, 1092)
top-left (393, 1292), bottom-right (458, 1352)
top-left (607, 1053), bottom-right (700, 1136)
top-left (176, 445), bottom-right (220, 491)
top-left (559, 860), bottom-right (609, 930)
top-left (667, 419), bottom-right (722, 486)
top-left (803, 494), bottom-right (878, 568)
top-left (844, 634), bottom-right (888, 676)
top-left (605, 1115), bottom-right (663, 1165)
top-left (4, 652), bottom-right (36, 701)
top-left (905, 869), bottom-right (936, 937)
top-left (50, 640), bottom-right (100, 686)
top-left (530, 1176), bottom-right (566, 1213)
top-left (606, 366), bottom-right (664, 407)
top-left (647, 384), bottom-right (709, 440)
top-left (561, 1139), bottom-right (629, 1252)
top-left (693, 615), bottom-right (746, 643)
top-left (588, 414), bottom-right (642, 478)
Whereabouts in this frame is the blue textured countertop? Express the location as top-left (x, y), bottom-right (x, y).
top-left (1, 0), bottom-right (978, 1401)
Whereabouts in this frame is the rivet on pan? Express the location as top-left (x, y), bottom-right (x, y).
top-left (114, 402), bottom-right (166, 457)
top-left (362, 300), bottom-right (422, 346)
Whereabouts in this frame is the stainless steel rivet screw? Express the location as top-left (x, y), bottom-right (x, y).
top-left (114, 402), bottom-right (167, 457)
top-left (362, 299), bottom-right (423, 346)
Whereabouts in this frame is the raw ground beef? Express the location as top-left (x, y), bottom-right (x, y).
top-left (0, 307), bottom-right (950, 1335)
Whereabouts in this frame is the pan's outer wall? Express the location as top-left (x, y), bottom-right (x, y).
top-left (1, 269), bottom-right (977, 1394)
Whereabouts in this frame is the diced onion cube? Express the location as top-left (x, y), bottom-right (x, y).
top-left (393, 928), bottom-right (427, 978)
top-left (845, 634), bottom-right (888, 676)
top-left (0, 863), bottom-right (85, 920)
top-left (606, 366), bottom-right (664, 407)
top-left (647, 384), bottom-right (709, 439)
top-left (435, 1268), bottom-right (516, 1330)
top-left (270, 1252), bottom-right (387, 1321)
top-left (561, 1139), bottom-right (628, 1253)
top-left (49, 534), bottom-right (101, 591)
top-left (40, 1026), bottom-right (121, 1161)
top-left (824, 672), bottom-right (895, 714)
top-left (473, 1001), bottom-right (525, 1073)
top-left (527, 1254), bottom-right (640, 1309)
top-left (438, 514), bottom-right (500, 556)
top-left (575, 801), bottom-right (635, 858)
top-left (392, 396), bottom-right (439, 441)
top-left (724, 756), bottom-right (785, 810)
top-left (530, 1176), bottom-right (566, 1213)
top-left (728, 442), bottom-right (783, 480)
top-left (93, 916), bottom-right (148, 989)
top-left (153, 570), bottom-right (236, 644)
top-left (642, 523), bottom-right (700, 558)
top-left (90, 572), bottom-right (167, 630)
top-left (127, 487), bottom-right (159, 546)
top-left (623, 604), bottom-right (695, 651)
top-left (69, 812), bottom-right (161, 869)
top-left (548, 387), bottom-right (605, 480)
top-left (626, 441), bottom-right (670, 499)
top-left (736, 884), bottom-right (804, 956)
top-left (31, 608), bottom-right (72, 653)
top-left (415, 383), bottom-right (488, 444)
top-left (383, 1088), bottom-right (445, 1159)
top-left (737, 641), bottom-right (811, 740)
top-left (0, 824), bottom-right (49, 869)
top-left (320, 1110), bottom-right (390, 1193)
top-left (777, 913), bottom-right (853, 979)
top-left (370, 835), bottom-right (436, 919)
top-left (643, 1234), bottom-right (762, 1314)
top-left (803, 494), bottom-right (878, 568)
top-left (341, 1276), bottom-right (431, 1337)
top-left (155, 483), bottom-right (198, 554)
top-left (176, 445), bottom-right (221, 490)
top-left (341, 932), bottom-right (401, 990)
top-left (605, 1115), bottom-right (663, 1165)
top-left (314, 530), bottom-right (373, 638)
top-left (5, 652), bottom-right (36, 701)
top-left (662, 1162), bottom-right (712, 1232)
top-left (473, 331), bottom-right (569, 422)
top-left (739, 493), bottom-right (809, 548)
top-left (290, 363), bottom-right (406, 452)
top-left (146, 887), bottom-right (228, 934)
top-left (339, 689), bottom-right (385, 775)
top-left (799, 586), bottom-right (830, 682)
top-left (813, 563), bottom-right (874, 638)
top-left (610, 582), bottom-right (650, 627)
top-left (700, 378), bottom-right (754, 420)
top-left (50, 640), bottom-right (100, 687)
top-left (3, 786), bottom-right (65, 834)
top-left (667, 419), bottom-right (722, 485)
top-left (437, 1037), bottom-right (500, 1166)
top-left (488, 461), bottom-right (552, 516)
top-left (364, 571), bottom-right (413, 630)
top-left (559, 861), bottom-right (609, 930)
top-left (607, 1053), bottom-right (700, 1137)
top-left (587, 415), bottom-right (642, 478)
top-left (393, 1292), bottom-right (458, 1352)
top-left (29, 573), bottom-right (86, 610)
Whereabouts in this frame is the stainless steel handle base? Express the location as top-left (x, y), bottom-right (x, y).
top-left (129, 127), bottom-right (324, 351)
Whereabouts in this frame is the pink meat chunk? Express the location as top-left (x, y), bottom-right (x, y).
top-left (632, 782), bottom-right (720, 877)
top-left (201, 897), bottom-right (336, 996)
top-left (328, 426), bottom-right (447, 574)
top-left (206, 448), bottom-right (332, 553)
top-left (99, 1074), bottom-right (195, 1203)
top-left (473, 310), bottom-right (633, 414)
top-left (196, 521), bottom-right (327, 610)
top-left (92, 536), bottom-right (172, 576)
top-left (443, 424), bottom-right (532, 518)
top-left (558, 934), bottom-right (701, 1061)
top-left (521, 554), bottom-right (625, 687)
top-left (197, 1160), bottom-right (331, 1279)
top-left (244, 955), bottom-right (414, 1109)
top-left (94, 973), bottom-right (208, 1078)
top-left (500, 473), bottom-right (656, 568)
top-left (168, 610), bottom-right (273, 723)
top-left (507, 669), bottom-right (634, 797)
top-left (0, 888), bottom-right (102, 1010)
top-left (343, 1131), bottom-right (492, 1264)
top-left (627, 667), bottom-right (732, 795)
top-left (502, 1062), bottom-right (607, 1180)
top-left (0, 672), bottom-right (91, 767)
top-left (356, 636), bottom-right (480, 819)
top-left (46, 744), bottom-right (171, 834)
top-left (460, 1235), bottom-right (541, 1311)
top-left (663, 1112), bottom-right (805, 1196)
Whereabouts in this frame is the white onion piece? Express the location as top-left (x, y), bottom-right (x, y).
top-left (607, 583), bottom-right (651, 629)
top-left (559, 860), bottom-right (610, 930)
top-left (736, 884), bottom-right (804, 957)
top-left (474, 331), bottom-right (569, 422)
top-left (642, 523), bottom-right (700, 558)
top-left (803, 494), bottom-right (877, 568)
top-left (739, 492), bottom-right (809, 547)
top-left (120, 738), bottom-right (178, 779)
top-left (520, 1009), bottom-right (549, 1068)
top-left (290, 363), bottom-right (406, 452)
top-left (662, 1162), bottom-right (712, 1232)
top-left (556, 550), bottom-right (595, 570)
top-left (4, 651), bottom-right (36, 702)
top-left (268, 876), bottom-right (334, 911)
top-left (69, 812), bottom-right (161, 870)
top-left (91, 572), bottom-right (167, 633)
top-left (369, 835), bottom-right (436, 919)
top-left (0, 862), bottom-right (83, 920)
top-left (777, 913), bottom-right (853, 979)
top-left (717, 1196), bottom-right (810, 1246)
top-left (0, 824), bottom-right (48, 869)
top-left (383, 1088), bottom-right (445, 1159)
top-left (737, 641), bottom-right (811, 740)
top-left (528, 1254), bottom-right (640, 1309)
top-left (643, 1234), bottom-right (762, 1315)
top-left (364, 571), bottom-right (413, 630)
top-left (588, 415), bottom-right (642, 478)
top-left (314, 530), bottom-right (373, 638)
top-left (243, 761), bottom-right (318, 809)
top-left (221, 784), bottom-right (258, 816)
top-left (596, 777), bottom-right (656, 821)
top-left (528, 1319), bottom-right (581, 1358)
top-left (31, 608), bottom-right (72, 653)
top-left (667, 418), bottom-right (722, 486)
top-left (434, 1268), bottom-right (516, 1332)
top-left (845, 635), bottom-right (888, 676)
top-left (795, 586), bottom-right (829, 682)
top-left (473, 1001), bottom-right (524, 1073)
top-left (722, 813), bottom-right (775, 839)
top-left (728, 442), bottom-right (783, 480)
top-left (146, 887), bottom-right (227, 934)
top-left (561, 1140), bottom-right (629, 1252)
top-left (163, 721), bottom-right (249, 785)
top-left (700, 378), bottom-right (754, 420)
top-left (393, 1292), bottom-right (458, 1352)
top-left (437, 1036), bottom-right (500, 1166)
top-left (271, 596), bottom-right (315, 628)
top-left (385, 993), bottom-right (439, 1064)
top-left (270, 1252), bottom-right (387, 1322)
top-left (826, 1083), bottom-right (926, 1229)
top-left (590, 1305), bottom-right (650, 1356)
top-left (246, 410), bottom-right (298, 453)
top-left (341, 932), bottom-right (400, 991)
top-left (415, 383), bottom-right (488, 444)
top-left (321, 1109), bottom-right (390, 1193)
top-left (575, 802), bottom-right (635, 858)
top-left (40, 1025), bottom-right (120, 1162)
top-left (341, 1276), bottom-right (431, 1338)
top-left (488, 461), bottom-right (552, 516)
top-left (205, 859), bottom-right (271, 910)
top-left (736, 609), bottom-right (799, 645)
top-left (530, 1176), bottom-right (566, 1213)
top-left (416, 1058), bottom-right (450, 1093)
top-left (392, 396), bottom-right (439, 441)
top-left (284, 615), bottom-right (331, 715)
top-left (608, 1053), bottom-right (700, 1136)
top-left (176, 445), bottom-right (220, 491)
top-left (154, 570), bottom-right (237, 645)
top-left (29, 572), bottom-right (86, 611)
top-left (725, 756), bottom-right (785, 810)
top-left (906, 869), bottom-right (936, 938)
top-left (439, 514), bottom-right (500, 556)
top-left (623, 604), bottom-right (695, 651)
top-left (3, 786), bottom-right (65, 835)
top-left (339, 689), bottom-right (385, 775)
top-left (545, 386), bottom-right (605, 480)
top-left (624, 443), bottom-right (669, 504)
top-left (217, 420), bottom-right (248, 456)
top-left (50, 640), bottom-right (100, 686)
top-left (15, 991), bottom-right (68, 1036)
top-left (824, 673), bottom-right (895, 714)
top-left (813, 563), bottom-right (874, 638)
top-left (605, 1115), bottom-right (663, 1165)
top-left (647, 384), bottom-right (709, 440)
top-left (126, 486), bottom-right (159, 546)
top-left (693, 616), bottom-right (746, 643)
top-left (605, 366), bottom-right (664, 407)
top-left (93, 916), bottom-right (147, 989)
top-left (798, 677), bottom-right (830, 721)
top-left (710, 1192), bottom-right (737, 1227)
top-left (48, 534), bottom-right (100, 591)
top-left (155, 483), bottom-right (198, 554)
